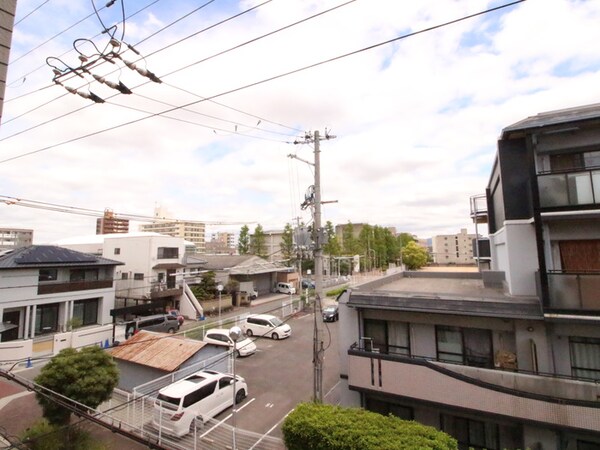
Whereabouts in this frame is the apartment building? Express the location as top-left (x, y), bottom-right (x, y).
top-left (336, 104), bottom-right (600, 450)
top-left (96, 209), bottom-right (129, 234)
top-left (431, 228), bottom-right (476, 265)
top-left (0, 227), bottom-right (33, 251)
top-left (139, 221), bottom-right (206, 253)
top-left (0, 1), bottom-right (16, 126)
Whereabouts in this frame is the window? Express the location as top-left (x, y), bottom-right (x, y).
top-left (441, 414), bottom-right (499, 450)
top-left (219, 376), bottom-right (233, 389)
top-left (363, 319), bottom-right (410, 356)
top-left (569, 337), bottom-right (600, 381)
top-left (69, 269), bottom-right (99, 282)
top-left (436, 326), bottom-right (493, 368)
top-left (39, 269), bottom-right (58, 282)
top-left (114, 248), bottom-right (120, 255)
top-left (73, 299), bottom-right (98, 326)
top-left (121, 273), bottom-right (128, 280)
top-left (183, 381), bottom-right (217, 407)
top-left (365, 397), bottom-right (413, 420)
top-left (157, 247), bottom-right (179, 259)
top-left (35, 303), bottom-right (59, 335)
top-left (550, 150), bottom-right (600, 171)
top-left (134, 273), bottom-right (144, 281)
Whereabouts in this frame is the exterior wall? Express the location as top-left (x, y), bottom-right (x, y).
top-left (489, 220), bottom-right (538, 296)
top-left (337, 290), bottom-right (361, 407)
top-left (0, 1), bottom-right (17, 125)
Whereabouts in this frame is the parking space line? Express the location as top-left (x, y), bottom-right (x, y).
top-left (199, 397), bottom-right (255, 438)
top-left (248, 407), bottom-right (295, 450)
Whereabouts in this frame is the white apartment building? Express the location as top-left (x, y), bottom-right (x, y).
top-left (0, 227), bottom-right (33, 250)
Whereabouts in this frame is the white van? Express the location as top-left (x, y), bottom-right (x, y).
top-left (242, 314), bottom-right (291, 340)
top-left (275, 282), bottom-right (296, 294)
top-left (153, 370), bottom-right (248, 437)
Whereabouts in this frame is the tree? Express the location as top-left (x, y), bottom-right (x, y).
top-left (34, 346), bottom-right (119, 426)
top-left (402, 241), bottom-right (429, 270)
top-left (342, 222), bottom-right (361, 256)
top-left (280, 223), bottom-right (295, 264)
top-left (250, 224), bottom-right (267, 258)
top-left (282, 402), bottom-right (457, 450)
top-left (238, 225), bottom-right (250, 255)
top-left (321, 221), bottom-right (341, 257)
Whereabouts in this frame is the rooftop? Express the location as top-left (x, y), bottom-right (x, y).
top-left (349, 270), bottom-right (542, 320)
top-left (0, 245), bottom-right (123, 269)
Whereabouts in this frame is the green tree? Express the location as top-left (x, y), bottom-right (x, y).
top-left (238, 225), bottom-right (250, 255)
top-left (280, 223), bottom-right (295, 264)
top-left (321, 221), bottom-right (341, 257)
top-left (283, 403), bottom-right (457, 450)
top-left (251, 224), bottom-right (267, 258)
top-left (402, 241), bottom-right (429, 270)
top-left (342, 222), bottom-right (361, 256)
top-left (398, 232), bottom-right (416, 248)
top-left (34, 346), bottom-right (119, 426)
top-left (21, 420), bottom-right (108, 450)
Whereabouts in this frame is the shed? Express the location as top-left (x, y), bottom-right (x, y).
top-left (109, 331), bottom-right (226, 391)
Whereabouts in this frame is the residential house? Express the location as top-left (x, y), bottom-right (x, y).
top-left (56, 233), bottom-right (205, 321)
top-left (0, 245), bottom-right (122, 364)
top-left (336, 104), bottom-right (600, 449)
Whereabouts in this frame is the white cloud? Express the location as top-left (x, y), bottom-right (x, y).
top-left (2, 0), bottom-right (600, 244)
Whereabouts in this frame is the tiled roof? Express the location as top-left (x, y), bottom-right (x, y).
top-left (502, 103), bottom-right (600, 136)
top-left (109, 331), bottom-right (207, 372)
top-left (0, 245), bottom-right (123, 269)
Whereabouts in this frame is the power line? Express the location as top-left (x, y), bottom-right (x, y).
top-left (13, 0), bottom-right (51, 27)
top-left (0, 1), bottom-right (524, 165)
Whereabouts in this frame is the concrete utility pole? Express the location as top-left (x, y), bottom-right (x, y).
top-left (290, 130), bottom-right (335, 403)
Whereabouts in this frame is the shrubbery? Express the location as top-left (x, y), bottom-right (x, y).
top-left (21, 420), bottom-right (108, 450)
top-left (282, 403), bottom-right (457, 450)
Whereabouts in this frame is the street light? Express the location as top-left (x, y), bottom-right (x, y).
top-left (229, 326), bottom-right (242, 450)
top-left (217, 283), bottom-right (223, 321)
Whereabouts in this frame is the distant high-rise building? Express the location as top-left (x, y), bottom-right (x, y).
top-left (139, 206), bottom-right (206, 253)
top-left (0, 227), bottom-right (33, 251)
top-left (96, 209), bottom-right (129, 234)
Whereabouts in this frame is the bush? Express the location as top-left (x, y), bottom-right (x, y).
top-left (282, 403), bottom-right (457, 450)
top-left (325, 286), bottom-right (348, 297)
top-left (21, 420), bottom-right (108, 450)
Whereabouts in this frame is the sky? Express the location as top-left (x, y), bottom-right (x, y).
top-left (2, 0), bottom-right (600, 244)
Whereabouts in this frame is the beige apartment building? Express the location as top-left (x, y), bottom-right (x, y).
top-left (139, 221), bottom-right (206, 253)
top-left (431, 228), bottom-right (476, 265)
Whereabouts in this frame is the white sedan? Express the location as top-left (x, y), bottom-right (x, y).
top-left (203, 328), bottom-right (257, 357)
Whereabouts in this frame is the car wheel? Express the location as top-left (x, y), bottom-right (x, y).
top-left (236, 350), bottom-right (241, 358)
top-left (272, 332), bottom-right (279, 340)
top-left (235, 389), bottom-right (246, 404)
top-left (168, 328), bottom-right (175, 334)
top-left (245, 329), bottom-right (253, 337)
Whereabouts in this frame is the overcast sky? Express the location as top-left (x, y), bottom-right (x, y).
top-left (2, 0), bottom-right (600, 244)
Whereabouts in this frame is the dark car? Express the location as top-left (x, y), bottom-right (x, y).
top-left (302, 279), bottom-right (315, 289)
top-left (322, 304), bottom-right (339, 322)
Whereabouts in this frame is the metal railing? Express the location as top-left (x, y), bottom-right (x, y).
top-left (546, 271), bottom-right (600, 310)
top-left (538, 168), bottom-right (600, 208)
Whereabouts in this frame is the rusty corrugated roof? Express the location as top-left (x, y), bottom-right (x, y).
top-left (109, 331), bottom-right (207, 372)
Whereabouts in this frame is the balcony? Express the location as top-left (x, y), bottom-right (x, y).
top-left (149, 281), bottom-right (183, 299)
top-left (547, 271), bottom-right (600, 311)
top-left (38, 279), bottom-right (113, 295)
top-left (538, 168), bottom-right (600, 208)
top-left (348, 345), bottom-right (600, 432)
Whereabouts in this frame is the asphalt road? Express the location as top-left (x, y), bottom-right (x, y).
top-left (213, 306), bottom-right (341, 439)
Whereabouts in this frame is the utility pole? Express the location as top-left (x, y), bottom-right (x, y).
top-left (290, 129), bottom-right (335, 403)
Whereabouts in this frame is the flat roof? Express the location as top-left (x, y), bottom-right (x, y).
top-left (348, 271), bottom-right (543, 320)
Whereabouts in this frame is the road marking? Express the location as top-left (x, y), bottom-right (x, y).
top-left (199, 397), bottom-right (255, 438)
top-left (264, 402), bottom-right (274, 408)
top-left (248, 407), bottom-right (295, 450)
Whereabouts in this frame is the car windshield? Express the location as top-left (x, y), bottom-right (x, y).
top-left (324, 307), bottom-right (336, 313)
top-left (270, 317), bottom-right (283, 326)
top-left (157, 393), bottom-right (181, 406)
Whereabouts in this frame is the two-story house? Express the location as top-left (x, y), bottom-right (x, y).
top-left (0, 245), bottom-right (122, 364)
top-left (336, 104), bottom-right (600, 450)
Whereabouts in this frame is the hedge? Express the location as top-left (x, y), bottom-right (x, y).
top-left (282, 403), bottom-right (457, 450)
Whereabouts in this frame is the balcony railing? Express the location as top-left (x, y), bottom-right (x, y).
top-left (538, 168), bottom-right (600, 208)
top-left (150, 281), bottom-right (183, 299)
top-left (347, 346), bottom-right (600, 432)
top-left (38, 279), bottom-right (113, 295)
top-left (547, 271), bottom-right (600, 311)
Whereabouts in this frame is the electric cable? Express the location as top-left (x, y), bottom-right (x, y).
top-left (0, 1), bottom-right (524, 165)
top-left (13, 0), bottom-right (51, 27)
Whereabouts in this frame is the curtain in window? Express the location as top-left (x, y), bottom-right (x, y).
top-left (464, 328), bottom-right (493, 368)
top-left (387, 322), bottom-right (409, 355)
top-left (437, 327), bottom-right (463, 363)
top-left (570, 337), bottom-right (600, 380)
